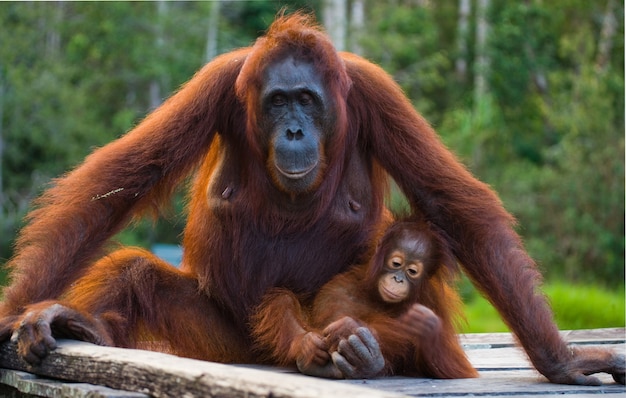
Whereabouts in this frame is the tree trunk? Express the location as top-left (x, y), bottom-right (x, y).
top-left (43, 2), bottom-right (64, 59)
top-left (150, 0), bottom-right (167, 110)
top-left (596, 0), bottom-right (616, 73)
top-left (0, 79), bottom-right (4, 210)
top-left (474, 0), bottom-right (490, 105)
top-left (455, 0), bottom-right (470, 82)
top-left (323, 0), bottom-right (347, 51)
top-left (471, 0), bottom-right (491, 168)
top-left (349, 0), bottom-right (365, 55)
top-left (205, 1), bottom-right (220, 63)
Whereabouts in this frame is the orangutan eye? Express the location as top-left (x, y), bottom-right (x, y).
top-left (390, 257), bottom-right (403, 268)
top-left (271, 94), bottom-right (287, 106)
top-left (406, 263), bottom-right (423, 280)
top-left (299, 92), bottom-right (313, 105)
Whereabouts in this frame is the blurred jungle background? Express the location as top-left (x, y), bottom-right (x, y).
top-left (0, 0), bottom-right (623, 332)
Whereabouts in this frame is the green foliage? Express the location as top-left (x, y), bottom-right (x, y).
top-left (488, 3), bottom-right (558, 163)
top-left (546, 283), bottom-right (626, 330)
top-left (460, 281), bottom-right (625, 333)
top-left (0, 1), bottom-right (623, 293)
top-left (461, 296), bottom-right (508, 333)
top-left (439, 93), bottom-right (510, 174)
top-left (0, 2), bottom-right (294, 261)
top-left (435, 1), bottom-right (624, 287)
top-left (360, 3), bottom-right (450, 120)
top-left (529, 63), bottom-right (625, 283)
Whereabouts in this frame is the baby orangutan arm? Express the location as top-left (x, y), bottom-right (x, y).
top-left (251, 289), bottom-right (343, 378)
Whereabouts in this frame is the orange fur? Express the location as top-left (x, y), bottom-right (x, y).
top-left (253, 222), bottom-right (478, 378)
top-left (0, 12), bottom-right (622, 385)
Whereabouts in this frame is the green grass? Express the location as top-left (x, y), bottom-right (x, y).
top-left (459, 282), bottom-right (625, 333)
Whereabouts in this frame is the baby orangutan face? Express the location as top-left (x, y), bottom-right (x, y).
top-left (377, 230), bottom-right (432, 303)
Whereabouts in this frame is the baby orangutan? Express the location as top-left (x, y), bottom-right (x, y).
top-left (253, 221), bottom-right (478, 379)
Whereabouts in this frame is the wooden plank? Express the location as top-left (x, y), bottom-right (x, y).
top-left (0, 340), bottom-right (406, 398)
top-left (341, 369), bottom-right (625, 397)
top-left (0, 329), bottom-right (623, 397)
top-left (0, 369), bottom-right (148, 398)
top-left (560, 328), bottom-right (626, 344)
top-left (466, 343), bottom-right (624, 370)
top-left (460, 327), bottom-right (626, 348)
top-left (340, 331), bottom-right (626, 397)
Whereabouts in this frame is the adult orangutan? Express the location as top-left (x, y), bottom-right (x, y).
top-left (254, 220), bottom-right (478, 379)
top-left (0, 12), bottom-right (623, 385)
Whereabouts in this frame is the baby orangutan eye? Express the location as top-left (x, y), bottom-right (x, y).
top-left (406, 263), bottom-right (423, 280)
top-left (389, 257), bottom-right (403, 268)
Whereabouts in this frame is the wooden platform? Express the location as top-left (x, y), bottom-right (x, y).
top-left (0, 328), bottom-right (623, 397)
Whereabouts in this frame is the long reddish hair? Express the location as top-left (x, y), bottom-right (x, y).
top-left (366, 221), bottom-right (459, 299)
top-left (234, 12), bottom-right (354, 230)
